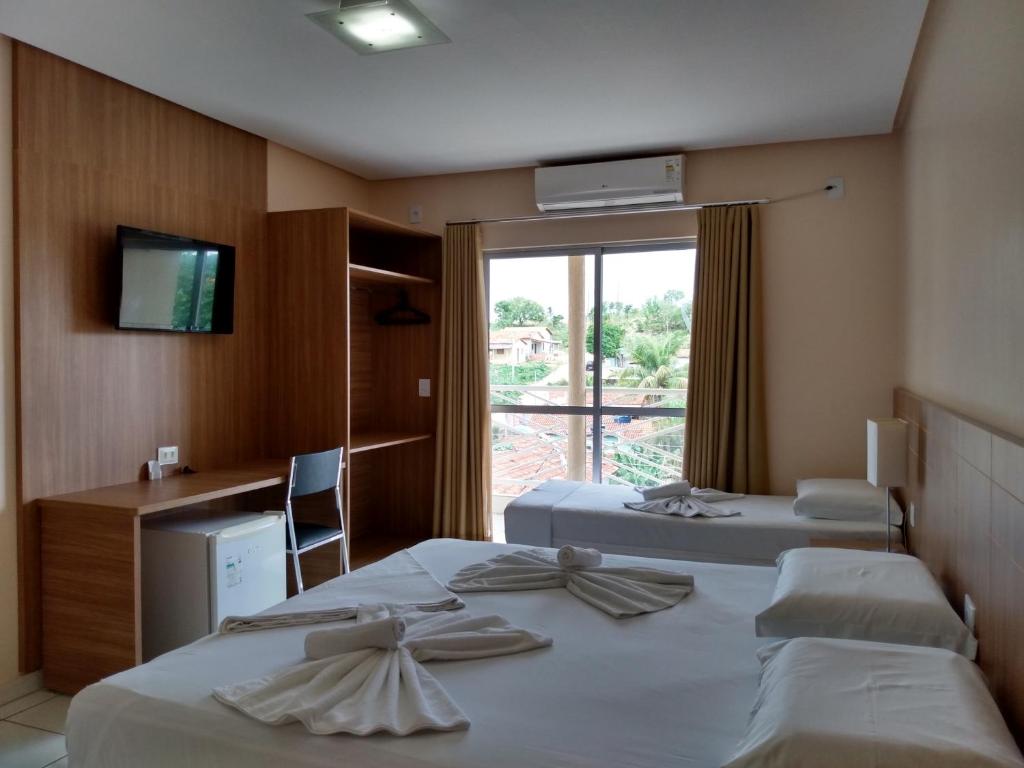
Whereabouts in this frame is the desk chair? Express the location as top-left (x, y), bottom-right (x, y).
top-left (285, 447), bottom-right (349, 594)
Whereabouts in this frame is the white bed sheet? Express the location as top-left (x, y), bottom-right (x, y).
top-left (67, 539), bottom-right (777, 768)
top-left (505, 481), bottom-right (900, 565)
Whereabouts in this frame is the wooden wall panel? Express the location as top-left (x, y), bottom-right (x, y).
top-left (895, 388), bottom-right (1024, 742)
top-left (265, 208), bottom-right (349, 456)
top-left (349, 288), bottom-right (374, 436)
top-left (367, 282), bottom-right (440, 436)
top-left (13, 43), bottom-right (270, 671)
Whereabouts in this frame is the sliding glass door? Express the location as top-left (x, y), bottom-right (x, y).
top-left (488, 242), bottom-right (695, 523)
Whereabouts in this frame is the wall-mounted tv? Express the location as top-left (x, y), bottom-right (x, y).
top-left (116, 225), bottom-right (235, 334)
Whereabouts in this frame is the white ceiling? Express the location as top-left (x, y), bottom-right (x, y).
top-left (0, 0), bottom-right (927, 180)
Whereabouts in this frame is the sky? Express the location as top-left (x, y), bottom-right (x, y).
top-left (487, 248), bottom-right (696, 322)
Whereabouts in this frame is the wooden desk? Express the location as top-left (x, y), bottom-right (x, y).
top-left (39, 461), bottom-right (290, 694)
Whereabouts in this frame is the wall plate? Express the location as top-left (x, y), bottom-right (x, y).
top-left (157, 445), bottom-right (179, 465)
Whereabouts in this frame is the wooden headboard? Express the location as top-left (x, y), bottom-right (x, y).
top-left (894, 388), bottom-right (1024, 741)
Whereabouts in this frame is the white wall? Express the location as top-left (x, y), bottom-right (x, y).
top-left (0, 34), bottom-right (20, 687)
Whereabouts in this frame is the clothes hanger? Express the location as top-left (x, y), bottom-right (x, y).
top-left (374, 289), bottom-right (430, 325)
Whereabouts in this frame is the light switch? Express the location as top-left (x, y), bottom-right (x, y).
top-left (409, 204), bottom-right (423, 224)
top-left (418, 378), bottom-right (431, 397)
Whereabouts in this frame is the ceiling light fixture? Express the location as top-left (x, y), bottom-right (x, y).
top-left (307, 0), bottom-right (450, 55)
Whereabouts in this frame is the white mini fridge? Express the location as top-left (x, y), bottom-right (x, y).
top-left (142, 512), bottom-right (286, 661)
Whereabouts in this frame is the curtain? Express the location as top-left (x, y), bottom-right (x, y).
top-left (433, 223), bottom-right (492, 540)
top-left (684, 205), bottom-right (768, 493)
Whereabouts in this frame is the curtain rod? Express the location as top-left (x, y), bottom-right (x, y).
top-left (445, 185), bottom-right (833, 226)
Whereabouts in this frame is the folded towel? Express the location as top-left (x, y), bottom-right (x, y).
top-left (640, 481), bottom-right (692, 501)
top-left (448, 549), bottom-right (694, 618)
top-left (626, 486), bottom-right (746, 518)
top-left (305, 616), bottom-right (406, 660)
top-left (213, 604), bottom-right (552, 736)
top-left (219, 550), bottom-right (463, 633)
top-left (557, 545), bottom-right (602, 568)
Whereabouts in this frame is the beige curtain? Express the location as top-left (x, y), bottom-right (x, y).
top-left (684, 205), bottom-right (768, 493)
top-left (433, 223), bottom-right (492, 540)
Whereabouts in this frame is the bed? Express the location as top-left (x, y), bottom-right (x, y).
top-left (67, 538), bottom-right (777, 768)
top-left (504, 480), bottom-right (900, 564)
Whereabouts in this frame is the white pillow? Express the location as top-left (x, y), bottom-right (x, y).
top-left (724, 637), bottom-right (1024, 768)
top-left (756, 548), bottom-right (976, 658)
top-left (793, 477), bottom-right (904, 524)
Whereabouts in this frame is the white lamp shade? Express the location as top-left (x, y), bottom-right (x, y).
top-left (867, 418), bottom-right (908, 488)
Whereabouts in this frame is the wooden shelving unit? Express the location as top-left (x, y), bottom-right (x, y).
top-left (349, 263), bottom-right (434, 286)
top-left (350, 431), bottom-right (433, 454)
top-left (268, 206), bottom-right (441, 587)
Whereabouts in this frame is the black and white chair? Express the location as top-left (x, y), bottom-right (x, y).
top-left (284, 447), bottom-right (348, 594)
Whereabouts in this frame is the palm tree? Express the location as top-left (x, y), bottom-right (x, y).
top-left (620, 332), bottom-right (687, 405)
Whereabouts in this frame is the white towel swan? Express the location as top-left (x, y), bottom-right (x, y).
top-left (447, 548), bottom-right (694, 618)
top-left (213, 604), bottom-right (552, 736)
top-left (625, 482), bottom-right (745, 518)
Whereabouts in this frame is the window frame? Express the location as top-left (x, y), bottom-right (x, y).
top-left (486, 238), bottom-right (694, 484)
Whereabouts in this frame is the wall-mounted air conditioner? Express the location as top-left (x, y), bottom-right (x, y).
top-left (535, 154), bottom-right (684, 212)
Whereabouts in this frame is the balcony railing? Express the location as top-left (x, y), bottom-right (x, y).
top-left (490, 384), bottom-right (685, 494)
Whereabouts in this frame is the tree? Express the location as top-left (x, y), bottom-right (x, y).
top-left (629, 333), bottom-right (684, 375)
top-left (620, 333), bottom-right (687, 404)
top-left (586, 320), bottom-right (626, 360)
top-left (493, 297), bottom-right (547, 328)
top-left (636, 292), bottom-right (689, 335)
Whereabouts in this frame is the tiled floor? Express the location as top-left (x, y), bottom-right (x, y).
top-left (0, 691), bottom-right (69, 768)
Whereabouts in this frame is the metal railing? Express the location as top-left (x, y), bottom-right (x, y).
top-left (491, 391), bottom-right (685, 490)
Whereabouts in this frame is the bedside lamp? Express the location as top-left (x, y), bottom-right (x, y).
top-left (867, 418), bottom-right (908, 552)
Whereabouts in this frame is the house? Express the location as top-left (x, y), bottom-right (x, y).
top-left (488, 326), bottom-right (560, 364)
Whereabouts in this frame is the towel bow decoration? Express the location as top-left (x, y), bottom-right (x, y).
top-left (447, 547), bottom-right (694, 619)
top-left (213, 604), bottom-right (552, 736)
top-left (624, 481), bottom-right (745, 518)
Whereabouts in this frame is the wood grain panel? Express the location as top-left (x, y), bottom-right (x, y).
top-left (895, 388), bottom-right (1024, 742)
top-left (349, 286), bottom-right (374, 436)
top-left (265, 208), bottom-right (349, 457)
top-left (40, 505), bottom-right (140, 693)
top-left (13, 43), bottom-right (270, 672)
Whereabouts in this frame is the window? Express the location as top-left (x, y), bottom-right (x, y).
top-left (487, 243), bottom-right (695, 537)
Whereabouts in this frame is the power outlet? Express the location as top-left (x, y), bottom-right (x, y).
top-left (909, 501), bottom-right (916, 528)
top-left (418, 378), bottom-right (431, 398)
top-left (964, 593), bottom-right (977, 634)
top-left (157, 445), bottom-right (179, 465)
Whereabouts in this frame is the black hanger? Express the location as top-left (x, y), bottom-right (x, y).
top-left (375, 290), bottom-right (430, 325)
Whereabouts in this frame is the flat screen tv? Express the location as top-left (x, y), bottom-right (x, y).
top-left (116, 225), bottom-right (235, 333)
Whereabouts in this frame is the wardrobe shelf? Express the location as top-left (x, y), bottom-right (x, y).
top-left (349, 431), bottom-right (433, 454)
top-left (349, 263), bottom-right (433, 286)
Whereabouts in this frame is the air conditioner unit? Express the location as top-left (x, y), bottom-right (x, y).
top-left (535, 155), bottom-right (684, 212)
